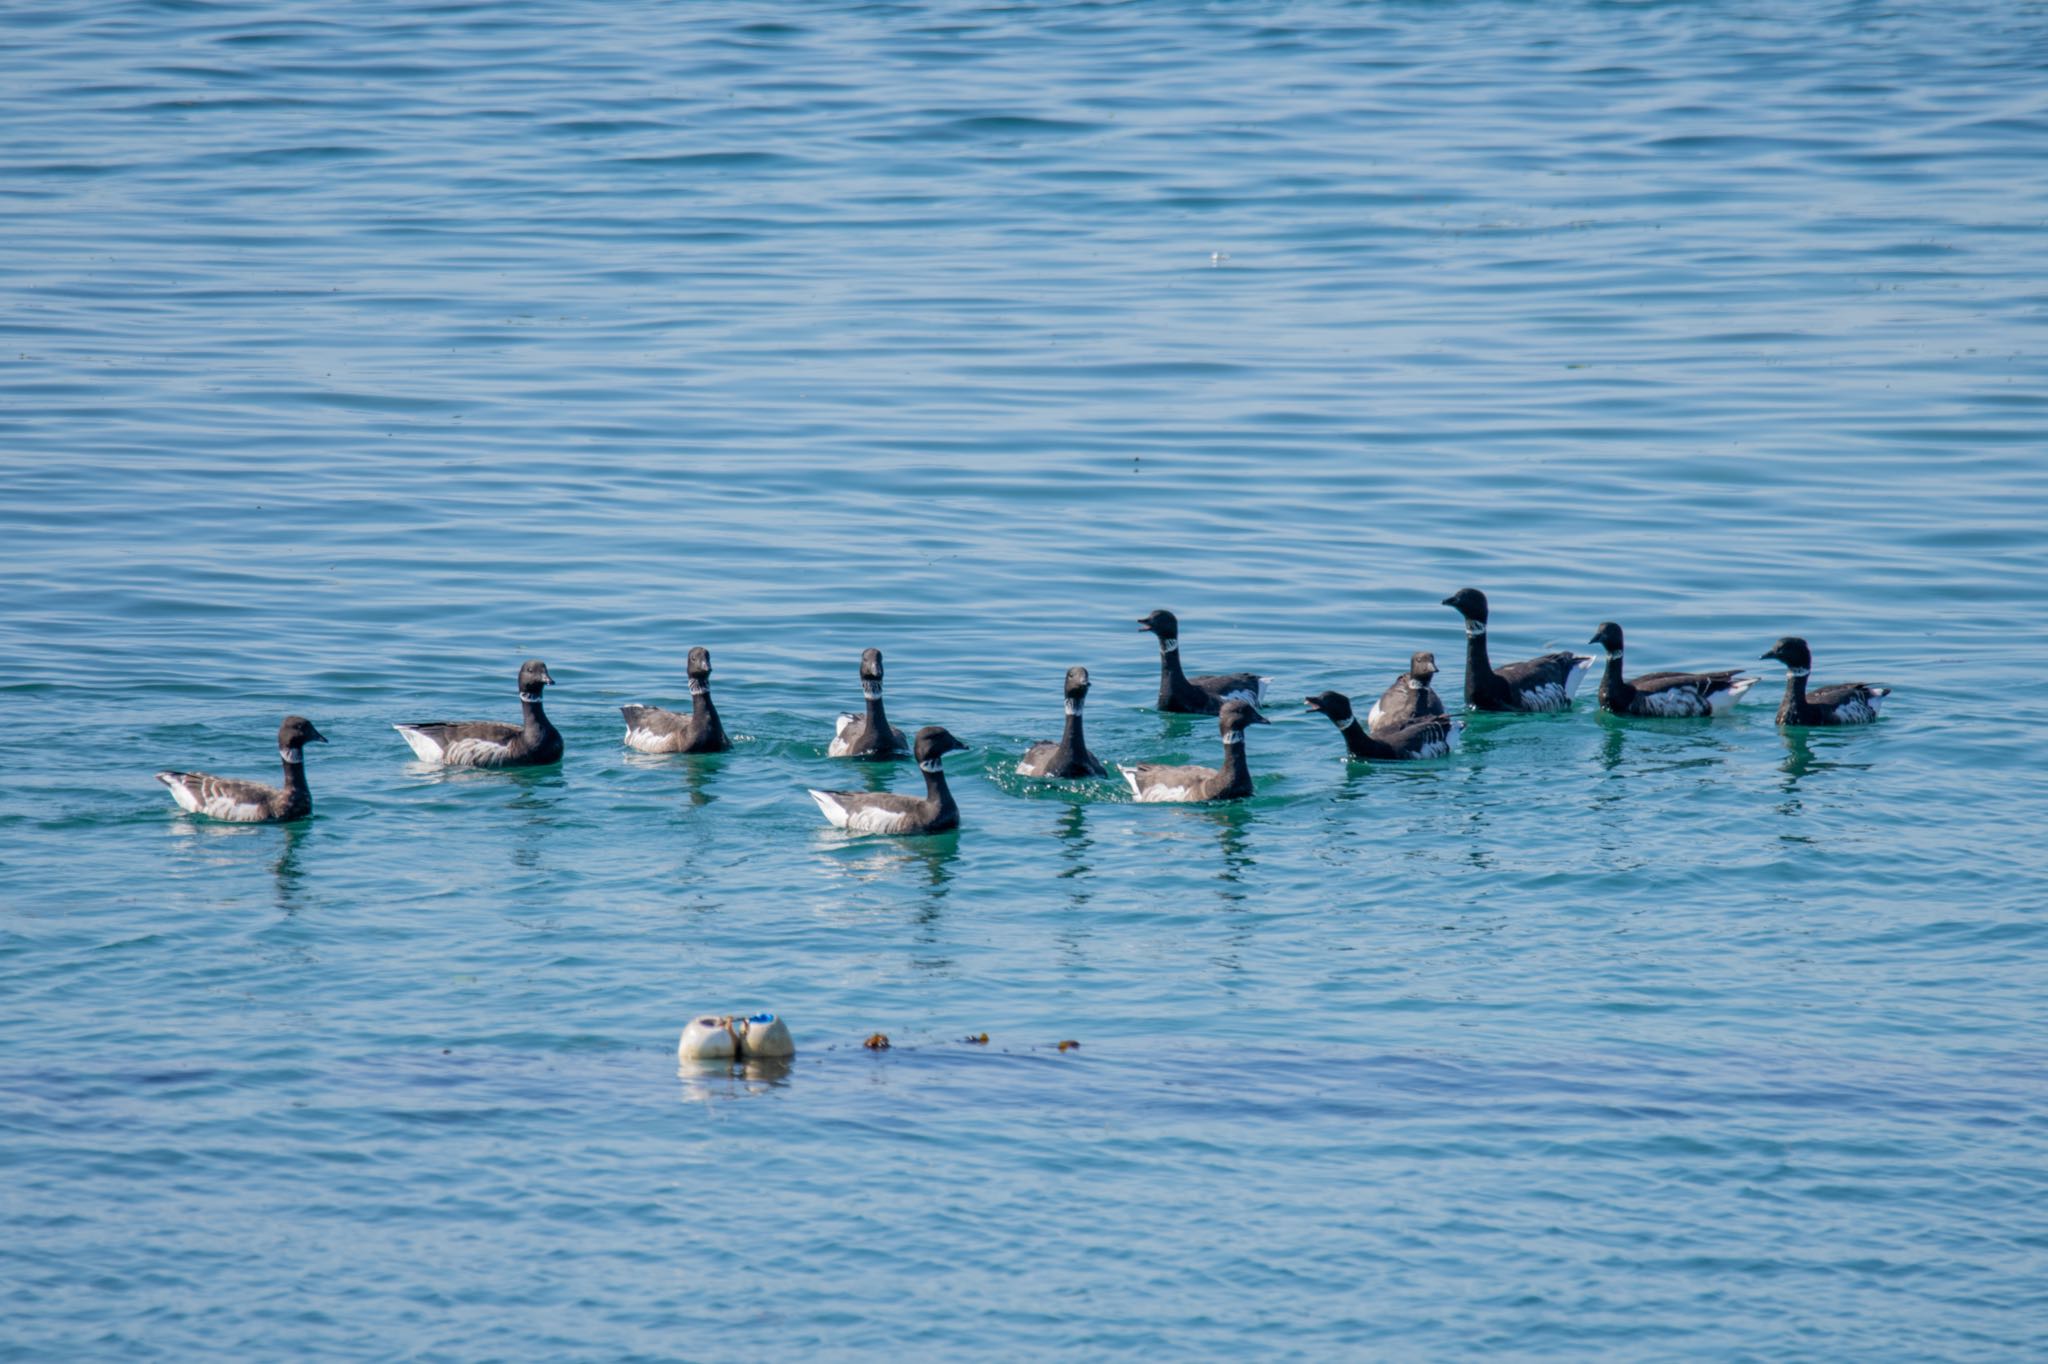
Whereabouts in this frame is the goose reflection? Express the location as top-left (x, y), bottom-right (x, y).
top-left (271, 820), bottom-right (309, 911)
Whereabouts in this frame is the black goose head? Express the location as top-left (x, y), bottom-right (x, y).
top-left (1762, 636), bottom-right (1812, 670)
top-left (1588, 622), bottom-right (1625, 654)
top-left (1218, 699), bottom-right (1269, 734)
top-left (278, 715), bottom-right (327, 749)
top-left (1063, 666), bottom-right (1091, 701)
top-left (913, 725), bottom-right (968, 764)
top-left (1410, 651), bottom-right (1439, 683)
top-left (1304, 690), bottom-right (1354, 724)
top-left (1136, 609), bottom-right (1180, 643)
top-left (859, 648), bottom-right (885, 687)
top-left (1441, 587), bottom-right (1489, 623)
top-left (686, 646), bottom-right (713, 681)
top-left (518, 659), bottom-right (556, 695)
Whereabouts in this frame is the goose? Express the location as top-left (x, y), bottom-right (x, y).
top-left (1119, 699), bottom-right (1269, 803)
top-left (1017, 666), bottom-right (1108, 779)
top-left (1761, 637), bottom-right (1889, 726)
top-left (621, 646), bottom-right (732, 754)
top-left (156, 715), bottom-right (326, 823)
top-left (1589, 623), bottom-right (1756, 718)
top-left (1138, 609), bottom-right (1268, 714)
top-left (828, 648), bottom-right (909, 760)
top-left (394, 659), bottom-right (564, 767)
top-left (1441, 588), bottom-right (1595, 712)
top-left (1366, 651), bottom-right (1448, 736)
top-left (809, 726), bottom-right (967, 835)
top-left (1306, 691), bottom-right (1462, 761)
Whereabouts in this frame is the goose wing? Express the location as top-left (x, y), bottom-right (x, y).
top-left (1118, 762), bottom-right (1217, 803)
top-left (621, 704), bottom-right (689, 753)
top-left (808, 788), bottom-right (927, 835)
top-left (156, 770), bottom-right (279, 822)
top-left (1190, 672), bottom-right (1267, 707)
top-left (395, 720), bottom-right (521, 766)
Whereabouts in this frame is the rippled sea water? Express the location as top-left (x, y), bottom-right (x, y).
top-left (5, 2), bottom-right (2047, 1357)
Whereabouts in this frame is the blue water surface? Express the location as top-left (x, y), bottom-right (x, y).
top-left (4, 2), bottom-right (2047, 1357)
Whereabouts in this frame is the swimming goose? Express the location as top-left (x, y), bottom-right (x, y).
top-left (394, 659), bottom-right (564, 767)
top-left (1018, 666), bottom-right (1108, 779)
top-left (1138, 609), bottom-right (1268, 714)
top-left (809, 726), bottom-right (967, 835)
top-left (621, 646), bottom-right (732, 754)
top-left (156, 716), bottom-right (326, 823)
top-left (828, 648), bottom-right (909, 760)
top-left (1307, 691), bottom-right (1462, 761)
top-left (1366, 651), bottom-right (1448, 736)
top-left (1761, 637), bottom-right (1889, 726)
top-left (1119, 699), bottom-right (1269, 803)
top-left (1441, 588), bottom-right (1595, 712)
top-left (1589, 623), bottom-right (1756, 718)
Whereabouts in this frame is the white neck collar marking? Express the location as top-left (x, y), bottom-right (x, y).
top-left (519, 691), bottom-right (542, 703)
top-left (1161, 638), bottom-right (1179, 653)
top-left (689, 681), bottom-right (709, 695)
top-left (918, 759), bottom-right (943, 774)
top-left (1789, 667), bottom-right (1810, 678)
top-left (1222, 730), bottom-right (1244, 746)
top-left (862, 683), bottom-right (882, 700)
top-left (1064, 700), bottom-right (1083, 716)
top-left (1465, 619), bottom-right (1486, 637)
top-left (280, 748), bottom-right (303, 765)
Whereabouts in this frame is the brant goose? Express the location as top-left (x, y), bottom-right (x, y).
top-left (156, 716), bottom-right (326, 823)
top-left (1017, 666), bottom-right (1108, 779)
top-left (394, 659), bottom-right (564, 767)
top-left (621, 646), bottom-right (732, 754)
top-left (1119, 699), bottom-right (1269, 803)
top-left (1306, 691), bottom-right (1462, 761)
top-left (809, 725), bottom-right (967, 835)
top-left (1588, 623), bottom-right (1756, 718)
top-left (1366, 651), bottom-right (1448, 736)
top-left (828, 648), bottom-right (909, 760)
top-left (1761, 637), bottom-right (1889, 726)
top-left (1441, 588), bottom-right (1595, 712)
top-left (1138, 609), bottom-right (1269, 714)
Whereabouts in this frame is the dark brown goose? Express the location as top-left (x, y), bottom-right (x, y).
top-left (1589, 623), bottom-right (1756, 718)
top-left (1441, 588), bottom-right (1594, 713)
top-left (1017, 666), bottom-right (1108, 779)
top-left (1366, 651), bottom-right (1448, 736)
top-left (809, 726), bottom-right (967, 835)
top-left (1306, 691), bottom-right (1462, 761)
top-left (1761, 637), bottom-right (1889, 726)
top-left (621, 647), bottom-right (732, 754)
top-left (1138, 609), bottom-right (1268, 715)
top-left (1119, 700), bottom-right (1269, 803)
top-left (394, 659), bottom-right (564, 767)
top-left (156, 716), bottom-right (326, 823)
top-left (828, 648), bottom-right (909, 760)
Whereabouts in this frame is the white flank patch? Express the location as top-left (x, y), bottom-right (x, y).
top-left (1119, 765), bottom-right (1198, 803)
top-left (1521, 682), bottom-right (1568, 712)
top-left (207, 794), bottom-right (266, 822)
top-left (624, 726), bottom-right (672, 753)
top-left (393, 725), bottom-right (446, 763)
top-left (1639, 687), bottom-right (1704, 718)
top-left (1366, 698), bottom-right (1386, 729)
top-left (442, 736), bottom-right (512, 768)
top-left (161, 775), bottom-right (203, 814)
top-left (1563, 656), bottom-right (1594, 699)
